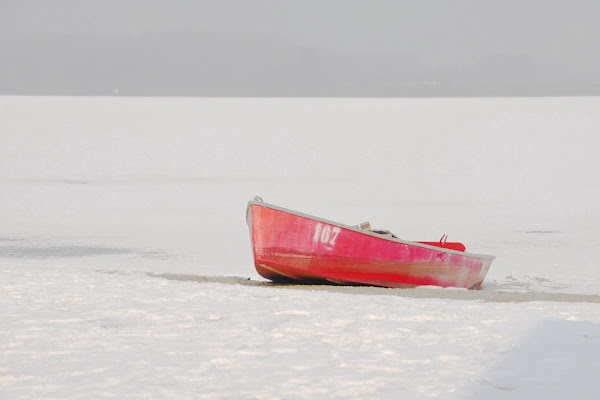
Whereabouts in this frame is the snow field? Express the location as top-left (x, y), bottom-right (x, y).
top-left (2, 96), bottom-right (600, 398)
top-left (2, 263), bottom-right (599, 399)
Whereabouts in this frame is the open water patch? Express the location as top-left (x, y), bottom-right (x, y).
top-left (0, 244), bottom-right (163, 259)
top-left (0, 237), bottom-right (24, 242)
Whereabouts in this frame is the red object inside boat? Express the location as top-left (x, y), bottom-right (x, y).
top-left (416, 242), bottom-right (466, 252)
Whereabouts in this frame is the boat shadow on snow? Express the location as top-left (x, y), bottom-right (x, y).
top-left (142, 272), bottom-right (600, 304)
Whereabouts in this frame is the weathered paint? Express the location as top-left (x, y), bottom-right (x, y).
top-left (247, 200), bottom-right (494, 289)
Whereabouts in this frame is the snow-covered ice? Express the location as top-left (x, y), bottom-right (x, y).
top-left (1, 96), bottom-right (600, 398)
top-left (2, 263), bottom-right (600, 399)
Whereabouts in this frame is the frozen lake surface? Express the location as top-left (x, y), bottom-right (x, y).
top-left (1, 96), bottom-right (600, 398)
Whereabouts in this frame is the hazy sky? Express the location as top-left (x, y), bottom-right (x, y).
top-left (1, 0), bottom-right (599, 96)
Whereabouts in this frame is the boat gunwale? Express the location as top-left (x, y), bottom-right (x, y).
top-left (247, 200), bottom-right (496, 261)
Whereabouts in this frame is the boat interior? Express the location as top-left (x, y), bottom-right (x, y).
top-left (356, 222), bottom-right (466, 252)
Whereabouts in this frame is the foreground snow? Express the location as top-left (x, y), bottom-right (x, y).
top-left (2, 263), bottom-right (599, 400)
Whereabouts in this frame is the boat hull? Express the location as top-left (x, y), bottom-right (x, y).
top-left (247, 201), bottom-right (494, 289)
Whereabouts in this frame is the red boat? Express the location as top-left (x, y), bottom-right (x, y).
top-left (246, 197), bottom-right (494, 289)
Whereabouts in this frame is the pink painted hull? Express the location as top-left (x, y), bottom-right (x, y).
top-left (247, 201), bottom-right (494, 289)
